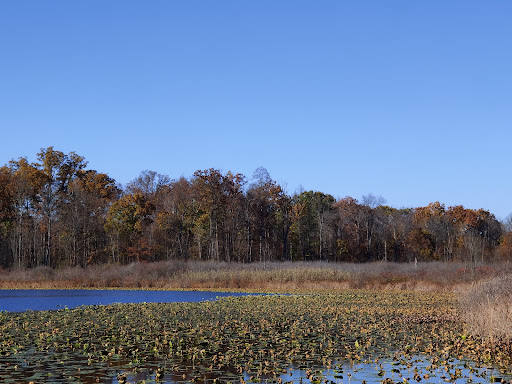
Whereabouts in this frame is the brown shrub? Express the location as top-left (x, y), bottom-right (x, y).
top-left (1, 260), bottom-right (511, 291)
top-left (459, 274), bottom-right (512, 343)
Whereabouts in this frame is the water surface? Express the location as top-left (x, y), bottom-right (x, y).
top-left (112, 355), bottom-right (512, 384)
top-left (0, 289), bottom-right (257, 312)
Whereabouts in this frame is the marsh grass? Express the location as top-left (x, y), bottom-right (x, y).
top-left (459, 274), bottom-right (512, 344)
top-left (0, 260), bottom-right (510, 291)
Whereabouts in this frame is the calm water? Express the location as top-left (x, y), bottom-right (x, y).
top-left (0, 289), bottom-right (258, 312)
top-left (113, 355), bottom-right (512, 384)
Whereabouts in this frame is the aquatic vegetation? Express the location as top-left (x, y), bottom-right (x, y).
top-left (0, 291), bottom-right (510, 383)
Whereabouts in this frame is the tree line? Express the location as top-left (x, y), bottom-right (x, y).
top-left (0, 147), bottom-right (510, 269)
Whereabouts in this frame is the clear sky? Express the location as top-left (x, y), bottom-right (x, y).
top-left (1, 1), bottom-right (511, 219)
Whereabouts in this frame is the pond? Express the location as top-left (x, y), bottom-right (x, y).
top-left (0, 289), bottom-right (259, 312)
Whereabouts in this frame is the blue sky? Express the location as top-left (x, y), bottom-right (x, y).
top-left (1, 1), bottom-right (511, 219)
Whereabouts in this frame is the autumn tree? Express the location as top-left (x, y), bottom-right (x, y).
top-left (497, 232), bottom-right (512, 261)
top-left (125, 170), bottom-right (172, 260)
top-left (34, 147), bottom-right (87, 266)
top-left (155, 177), bottom-right (210, 260)
top-left (246, 167), bottom-right (287, 262)
top-left (499, 214), bottom-right (512, 261)
top-left (5, 157), bottom-right (45, 267)
top-left (2, 147), bottom-right (509, 267)
top-left (289, 191), bottom-right (335, 260)
top-left (332, 197), bottom-right (366, 261)
top-left (5, 148), bottom-right (88, 267)
top-left (359, 194), bottom-right (387, 260)
top-left (191, 169), bottom-right (245, 261)
top-left (0, 167), bottom-right (16, 267)
top-left (59, 170), bottom-right (120, 266)
top-left (0, 148), bottom-right (122, 268)
top-left (446, 206), bottom-right (501, 265)
top-left (413, 202), bottom-right (449, 260)
top-left (412, 203), bottom-right (502, 264)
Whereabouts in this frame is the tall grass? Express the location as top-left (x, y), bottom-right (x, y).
top-left (459, 274), bottom-right (512, 344)
top-left (0, 260), bottom-right (510, 291)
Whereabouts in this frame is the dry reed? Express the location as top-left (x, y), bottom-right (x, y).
top-left (0, 260), bottom-right (511, 291)
top-left (459, 274), bottom-right (512, 344)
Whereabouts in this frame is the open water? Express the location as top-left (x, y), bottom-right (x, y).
top-left (0, 289), bottom-right (258, 312)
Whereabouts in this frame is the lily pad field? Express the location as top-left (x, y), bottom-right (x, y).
top-left (1, 291), bottom-right (511, 384)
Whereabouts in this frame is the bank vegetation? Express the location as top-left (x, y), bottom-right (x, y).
top-left (459, 274), bottom-right (512, 345)
top-left (0, 260), bottom-right (510, 292)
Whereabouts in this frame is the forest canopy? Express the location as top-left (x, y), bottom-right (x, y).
top-left (0, 147), bottom-right (510, 269)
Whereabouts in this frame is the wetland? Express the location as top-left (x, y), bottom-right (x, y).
top-left (1, 291), bottom-right (511, 384)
